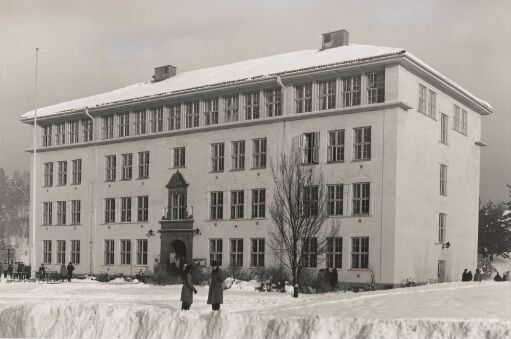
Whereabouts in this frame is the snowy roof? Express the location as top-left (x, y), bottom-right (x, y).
top-left (20, 44), bottom-right (491, 120)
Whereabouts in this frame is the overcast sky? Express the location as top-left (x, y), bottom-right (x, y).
top-left (0, 0), bottom-right (509, 203)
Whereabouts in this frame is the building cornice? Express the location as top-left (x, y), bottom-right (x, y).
top-left (25, 101), bottom-right (413, 153)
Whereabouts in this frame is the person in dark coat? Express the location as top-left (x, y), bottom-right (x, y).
top-left (502, 271), bottom-right (509, 281)
top-left (180, 264), bottom-right (197, 310)
top-left (38, 263), bottom-right (45, 280)
top-left (330, 268), bottom-right (338, 289)
top-left (207, 260), bottom-right (224, 311)
top-left (60, 264), bottom-right (67, 282)
top-left (467, 270), bottom-right (473, 281)
top-left (7, 263), bottom-right (13, 279)
top-left (494, 272), bottom-right (502, 281)
top-left (461, 269), bottom-right (468, 282)
top-left (2, 262), bottom-right (8, 279)
top-left (66, 262), bottom-right (74, 282)
top-left (473, 269), bottom-right (482, 282)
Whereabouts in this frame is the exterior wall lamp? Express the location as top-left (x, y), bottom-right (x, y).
top-left (194, 228), bottom-right (201, 235)
top-left (148, 229), bottom-right (155, 236)
top-left (442, 241), bottom-right (451, 249)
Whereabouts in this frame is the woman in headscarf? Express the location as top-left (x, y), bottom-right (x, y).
top-left (180, 263), bottom-right (197, 310)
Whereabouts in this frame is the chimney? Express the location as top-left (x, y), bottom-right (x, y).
top-left (153, 65), bottom-right (177, 82)
top-left (321, 29), bottom-right (349, 50)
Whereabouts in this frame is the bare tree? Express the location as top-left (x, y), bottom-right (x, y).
top-left (269, 151), bottom-right (336, 297)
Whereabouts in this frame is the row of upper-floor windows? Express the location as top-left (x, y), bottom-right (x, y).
top-left (43, 159), bottom-right (82, 187)
top-left (418, 83), bottom-right (469, 141)
top-left (42, 200), bottom-right (81, 225)
top-left (39, 71), bottom-right (385, 147)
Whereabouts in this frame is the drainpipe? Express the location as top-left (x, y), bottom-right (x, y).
top-left (85, 107), bottom-right (96, 274)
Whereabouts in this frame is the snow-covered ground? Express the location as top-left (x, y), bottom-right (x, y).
top-left (0, 277), bottom-right (509, 338)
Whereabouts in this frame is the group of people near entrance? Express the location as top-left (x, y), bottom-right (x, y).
top-left (38, 262), bottom-right (74, 282)
top-left (180, 260), bottom-right (223, 311)
top-left (1, 262), bottom-right (30, 280)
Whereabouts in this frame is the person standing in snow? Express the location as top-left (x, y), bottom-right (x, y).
top-left (66, 262), bottom-right (74, 282)
top-left (207, 260), bottom-right (224, 311)
top-left (502, 271), bottom-right (509, 281)
top-left (461, 269), bottom-right (468, 281)
top-left (473, 269), bottom-right (482, 282)
top-left (467, 270), bottom-right (473, 281)
top-left (180, 264), bottom-right (197, 310)
top-left (330, 268), bottom-right (338, 290)
top-left (2, 262), bottom-right (8, 279)
top-left (60, 264), bottom-right (67, 282)
top-left (494, 272), bottom-right (502, 281)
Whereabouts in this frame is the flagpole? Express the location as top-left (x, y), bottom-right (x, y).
top-left (31, 48), bottom-right (39, 278)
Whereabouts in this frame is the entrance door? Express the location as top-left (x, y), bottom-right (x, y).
top-left (438, 260), bottom-right (446, 283)
top-left (171, 240), bottom-right (187, 260)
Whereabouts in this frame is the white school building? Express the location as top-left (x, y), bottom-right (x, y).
top-left (21, 30), bottom-right (492, 286)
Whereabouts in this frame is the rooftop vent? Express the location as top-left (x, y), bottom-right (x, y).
top-left (322, 29), bottom-right (349, 50)
top-left (153, 65), bottom-right (176, 82)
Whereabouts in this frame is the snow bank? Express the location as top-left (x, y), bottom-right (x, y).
top-left (0, 302), bottom-right (508, 339)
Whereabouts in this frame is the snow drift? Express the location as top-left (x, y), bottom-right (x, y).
top-left (0, 301), bottom-right (509, 339)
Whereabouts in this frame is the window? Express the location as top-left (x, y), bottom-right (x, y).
top-left (301, 132), bottom-right (319, 164)
top-left (71, 200), bottom-right (80, 224)
top-left (69, 121), bottom-right (79, 144)
top-left (351, 237), bottom-right (369, 269)
top-left (104, 240), bottom-right (114, 265)
top-left (461, 109), bottom-right (468, 135)
top-left (211, 143), bottom-right (224, 172)
top-left (251, 189), bottom-right (266, 218)
top-left (453, 105), bottom-right (461, 132)
top-left (326, 237), bottom-right (342, 269)
top-left (134, 110), bottom-right (147, 135)
top-left (57, 161), bottom-right (67, 185)
top-left (224, 95), bottom-right (239, 122)
top-left (168, 104), bottom-right (181, 130)
top-left (42, 125), bottom-right (52, 147)
top-left (440, 164), bottom-right (447, 196)
top-left (204, 98), bottom-right (219, 125)
top-left (44, 162), bottom-right (53, 187)
top-left (120, 240), bottom-right (131, 265)
top-left (136, 239), bottom-right (148, 265)
top-left (138, 151), bottom-right (149, 179)
top-left (439, 213), bottom-right (447, 243)
top-left (137, 196), bottom-right (149, 222)
top-left (302, 237), bottom-right (317, 268)
top-left (367, 71), bottom-right (385, 104)
top-left (265, 89), bottom-right (282, 117)
top-left (71, 240), bottom-right (80, 264)
top-left (328, 130), bottom-right (344, 163)
top-left (170, 193), bottom-right (186, 220)
top-left (56, 240), bottom-right (66, 264)
top-left (304, 185), bottom-right (319, 217)
top-left (102, 115), bottom-right (114, 140)
top-left (121, 153), bottom-right (132, 180)
top-left (43, 202), bottom-right (52, 225)
top-left (353, 183), bottom-right (370, 215)
top-left (295, 83), bottom-right (312, 113)
top-left (418, 84), bottom-right (427, 114)
top-left (55, 123), bottom-right (66, 145)
top-left (354, 127), bottom-right (371, 161)
top-left (230, 190), bottom-right (244, 219)
top-left (121, 197), bottom-right (132, 222)
top-left (318, 80), bottom-right (336, 110)
top-left (440, 114), bottom-right (448, 144)
top-left (428, 90), bottom-right (436, 118)
top-left (71, 159), bottom-right (82, 185)
top-left (118, 112), bottom-right (130, 137)
top-left (57, 201), bottom-right (66, 225)
top-left (210, 192), bottom-right (223, 220)
top-left (251, 238), bottom-right (265, 267)
top-left (327, 184), bottom-right (343, 216)
top-left (82, 119), bottom-right (93, 142)
top-left (341, 75), bottom-right (361, 107)
top-left (245, 92), bottom-right (260, 120)
top-left (43, 240), bottom-right (52, 264)
top-left (105, 198), bottom-right (115, 223)
top-left (173, 147), bottom-right (185, 168)
top-left (230, 239), bottom-right (243, 268)
top-left (232, 140), bottom-right (245, 170)
top-left (150, 107), bottom-right (164, 132)
top-left (185, 102), bottom-right (199, 128)
top-left (252, 138), bottom-right (267, 169)
top-left (105, 155), bottom-right (116, 181)
top-left (209, 239), bottom-right (222, 266)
